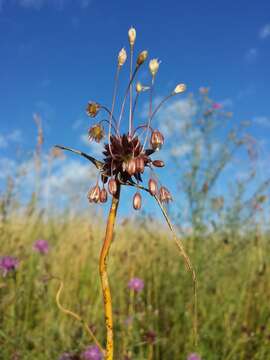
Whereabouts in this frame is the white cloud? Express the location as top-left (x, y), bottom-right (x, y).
top-left (0, 130), bottom-right (23, 148)
top-left (253, 116), bottom-right (270, 128)
top-left (259, 24), bottom-right (270, 39)
top-left (0, 158), bottom-right (16, 179)
top-left (245, 48), bottom-right (258, 63)
top-left (171, 143), bottom-right (192, 157)
top-left (80, 134), bottom-right (104, 156)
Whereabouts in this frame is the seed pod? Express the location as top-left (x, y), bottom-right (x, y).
top-left (159, 186), bottom-right (172, 203)
top-left (150, 130), bottom-right (164, 151)
top-left (137, 50), bottom-right (148, 66)
top-left (118, 48), bottom-right (127, 67)
top-left (87, 184), bottom-right (100, 203)
top-left (152, 160), bottom-right (165, 168)
top-left (99, 188), bottom-right (108, 203)
top-left (108, 178), bottom-right (117, 195)
top-left (135, 156), bottom-right (145, 173)
top-left (148, 178), bottom-right (158, 196)
top-left (174, 83), bottom-right (186, 94)
top-left (127, 158), bottom-right (136, 176)
top-left (149, 58), bottom-right (161, 77)
top-left (133, 192), bottom-right (142, 210)
top-left (128, 27), bottom-right (136, 46)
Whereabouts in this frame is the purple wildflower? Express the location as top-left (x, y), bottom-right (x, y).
top-left (212, 102), bottom-right (222, 110)
top-left (128, 277), bottom-right (144, 292)
top-left (81, 345), bottom-right (103, 360)
top-left (187, 353), bottom-right (202, 360)
top-left (0, 256), bottom-right (19, 277)
top-left (33, 239), bottom-right (49, 254)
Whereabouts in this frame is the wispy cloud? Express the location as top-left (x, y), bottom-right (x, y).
top-left (0, 130), bottom-right (23, 149)
top-left (253, 116), bottom-right (270, 128)
top-left (259, 23), bottom-right (270, 39)
top-left (80, 134), bottom-right (103, 156)
top-left (0, 0), bottom-right (92, 11)
top-left (245, 48), bottom-right (258, 63)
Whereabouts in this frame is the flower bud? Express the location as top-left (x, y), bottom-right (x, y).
top-left (87, 184), bottom-right (100, 203)
top-left (108, 178), bottom-right (117, 195)
top-left (148, 178), bottom-right (158, 196)
top-left (127, 158), bottom-right (136, 176)
top-left (99, 188), bottom-right (108, 203)
top-left (135, 157), bottom-right (145, 173)
top-left (88, 124), bottom-right (105, 143)
top-left (136, 50), bottom-right (148, 66)
top-left (152, 160), bottom-right (165, 168)
top-left (159, 186), bottom-right (172, 203)
top-left (133, 192), bottom-right (142, 210)
top-left (150, 130), bottom-right (164, 151)
top-left (136, 82), bottom-right (143, 93)
top-left (86, 102), bottom-right (100, 117)
top-left (118, 48), bottom-right (127, 67)
top-left (149, 58), bottom-right (161, 77)
top-left (128, 27), bottom-right (136, 46)
top-left (174, 83), bottom-right (186, 94)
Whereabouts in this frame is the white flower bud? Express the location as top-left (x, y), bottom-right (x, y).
top-left (118, 48), bottom-right (127, 67)
top-left (149, 58), bottom-right (161, 77)
top-left (128, 27), bottom-right (136, 46)
top-left (174, 83), bottom-right (186, 94)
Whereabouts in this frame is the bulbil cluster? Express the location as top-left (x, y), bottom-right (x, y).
top-left (63, 27), bottom-right (186, 210)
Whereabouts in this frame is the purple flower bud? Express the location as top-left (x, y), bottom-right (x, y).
top-left (133, 192), bottom-right (142, 210)
top-left (187, 353), bottom-right (202, 360)
top-left (0, 256), bottom-right (19, 277)
top-left (159, 186), bottom-right (173, 203)
top-left (108, 178), bottom-right (117, 195)
top-left (126, 158), bottom-right (136, 176)
top-left (128, 277), bottom-right (144, 292)
top-left (81, 345), bottom-right (103, 360)
top-left (148, 178), bottom-right (158, 196)
top-left (33, 239), bottom-right (49, 254)
top-left (135, 156), bottom-right (145, 173)
top-left (87, 184), bottom-right (100, 203)
top-left (152, 160), bottom-right (165, 168)
top-left (150, 130), bottom-right (164, 151)
top-left (99, 188), bottom-right (108, 203)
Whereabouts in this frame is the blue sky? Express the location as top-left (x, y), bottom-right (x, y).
top-left (0, 0), bottom-right (270, 220)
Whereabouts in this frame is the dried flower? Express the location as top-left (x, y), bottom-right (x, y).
top-left (126, 158), bottom-right (137, 176)
top-left (152, 160), bottom-right (165, 168)
top-left (0, 256), bottom-right (19, 277)
top-left (135, 156), bottom-right (145, 173)
top-left (174, 83), bottom-right (186, 94)
top-left (136, 50), bottom-right (148, 66)
top-left (81, 345), bottom-right (103, 360)
top-left (88, 124), bottom-right (105, 143)
top-left (149, 58), bottom-right (161, 77)
top-left (148, 178), bottom-right (158, 196)
top-left (128, 27), bottom-right (136, 46)
top-left (87, 184), bottom-right (100, 203)
top-left (150, 130), bottom-right (164, 151)
top-left (128, 277), bottom-right (144, 292)
top-left (86, 102), bottom-right (100, 117)
top-left (33, 239), bottom-right (49, 254)
top-left (108, 178), bottom-right (117, 195)
top-left (118, 48), bottom-right (127, 67)
top-left (99, 188), bottom-right (108, 203)
top-left (133, 192), bottom-right (142, 210)
top-left (159, 186), bottom-right (172, 203)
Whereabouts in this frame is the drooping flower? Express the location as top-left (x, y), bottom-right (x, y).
top-left (33, 239), bottom-right (49, 254)
top-left (86, 102), bottom-right (100, 118)
top-left (133, 192), bottom-right (142, 210)
top-left (187, 353), bottom-right (202, 360)
top-left (88, 124), bottom-right (105, 143)
top-left (0, 256), bottom-right (19, 277)
top-left (128, 277), bottom-right (144, 292)
top-left (174, 83), bottom-right (186, 94)
top-left (81, 345), bottom-right (103, 360)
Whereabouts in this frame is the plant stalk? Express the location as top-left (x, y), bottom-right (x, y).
top-left (99, 183), bottom-right (121, 360)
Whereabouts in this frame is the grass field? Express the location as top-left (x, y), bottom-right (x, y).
top-left (0, 211), bottom-right (269, 360)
